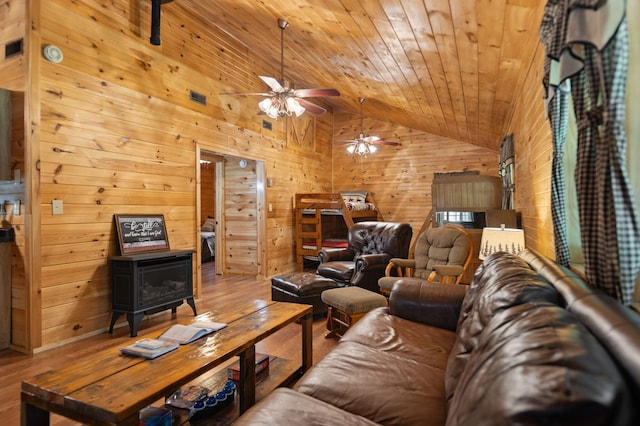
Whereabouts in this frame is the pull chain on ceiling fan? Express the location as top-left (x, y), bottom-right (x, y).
top-left (343, 98), bottom-right (400, 155)
top-left (221, 19), bottom-right (340, 119)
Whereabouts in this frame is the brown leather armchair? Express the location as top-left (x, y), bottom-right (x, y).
top-left (378, 225), bottom-right (473, 295)
top-left (316, 221), bottom-right (412, 292)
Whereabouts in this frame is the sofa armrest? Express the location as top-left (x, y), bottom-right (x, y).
top-left (318, 248), bottom-right (355, 263)
top-left (388, 280), bottom-right (467, 331)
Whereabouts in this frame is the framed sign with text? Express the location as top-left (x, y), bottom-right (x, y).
top-left (114, 214), bottom-right (170, 255)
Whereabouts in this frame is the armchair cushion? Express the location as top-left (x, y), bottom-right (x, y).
top-left (414, 227), bottom-right (471, 280)
top-left (315, 261), bottom-right (355, 283)
top-left (317, 221), bottom-right (412, 291)
top-left (379, 225), bottom-right (473, 293)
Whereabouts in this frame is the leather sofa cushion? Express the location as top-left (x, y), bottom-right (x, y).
top-left (520, 249), bottom-right (640, 393)
top-left (445, 302), bottom-right (635, 426)
top-left (233, 388), bottom-right (379, 426)
top-left (445, 253), bottom-right (562, 400)
top-left (341, 307), bottom-right (457, 366)
top-left (349, 221), bottom-right (412, 258)
top-left (294, 308), bottom-right (457, 426)
top-left (317, 261), bottom-right (356, 283)
top-left (271, 273), bottom-right (338, 296)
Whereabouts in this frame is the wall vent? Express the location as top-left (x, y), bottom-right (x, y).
top-left (5, 39), bottom-right (23, 59)
top-left (189, 90), bottom-right (206, 106)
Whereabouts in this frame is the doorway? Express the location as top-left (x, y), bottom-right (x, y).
top-left (197, 149), bottom-right (266, 289)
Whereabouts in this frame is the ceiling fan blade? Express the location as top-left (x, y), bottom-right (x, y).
top-left (371, 140), bottom-right (401, 146)
top-left (259, 75), bottom-right (285, 92)
top-left (296, 98), bottom-right (327, 115)
top-left (220, 92), bottom-right (274, 97)
top-left (294, 88), bottom-right (341, 98)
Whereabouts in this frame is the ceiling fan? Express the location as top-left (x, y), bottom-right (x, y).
top-left (221, 19), bottom-right (340, 119)
top-left (341, 98), bottom-right (400, 155)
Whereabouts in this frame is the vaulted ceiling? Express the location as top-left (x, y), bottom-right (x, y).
top-left (177, 0), bottom-right (547, 151)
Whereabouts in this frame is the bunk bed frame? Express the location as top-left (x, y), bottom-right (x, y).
top-left (295, 192), bottom-right (382, 271)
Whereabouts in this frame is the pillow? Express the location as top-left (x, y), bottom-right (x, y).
top-left (340, 190), bottom-right (367, 204)
top-left (201, 217), bottom-right (215, 232)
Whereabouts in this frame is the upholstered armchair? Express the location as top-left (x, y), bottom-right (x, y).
top-left (378, 225), bottom-right (472, 295)
top-left (317, 221), bottom-right (412, 292)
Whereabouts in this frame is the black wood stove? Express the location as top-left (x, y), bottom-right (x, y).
top-left (108, 249), bottom-right (196, 337)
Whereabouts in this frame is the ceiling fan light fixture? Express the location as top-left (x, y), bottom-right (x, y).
top-left (286, 97), bottom-right (306, 117)
top-left (258, 97), bottom-right (279, 119)
top-left (343, 97), bottom-right (398, 156)
top-left (259, 95), bottom-right (306, 119)
top-left (347, 140), bottom-right (377, 155)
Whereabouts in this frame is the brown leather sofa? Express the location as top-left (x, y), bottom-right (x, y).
top-left (235, 249), bottom-right (640, 425)
top-left (316, 221), bottom-right (412, 292)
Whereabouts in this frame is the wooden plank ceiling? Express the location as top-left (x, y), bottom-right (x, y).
top-left (173, 0), bottom-right (547, 151)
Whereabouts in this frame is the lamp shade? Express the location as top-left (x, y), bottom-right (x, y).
top-left (479, 227), bottom-right (525, 260)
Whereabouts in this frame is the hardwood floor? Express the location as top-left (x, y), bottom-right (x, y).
top-left (0, 263), bottom-right (338, 425)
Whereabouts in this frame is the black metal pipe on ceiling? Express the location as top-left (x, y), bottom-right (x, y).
top-left (150, 0), bottom-right (175, 46)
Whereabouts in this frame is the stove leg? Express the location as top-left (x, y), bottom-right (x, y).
top-left (186, 297), bottom-right (197, 316)
top-left (126, 312), bottom-right (144, 337)
top-left (108, 311), bottom-right (122, 334)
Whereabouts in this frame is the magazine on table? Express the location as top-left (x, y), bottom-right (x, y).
top-left (156, 320), bottom-right (227, 344)
top-left (119, 321), bottom-right (227, 358)
top-left (120, 339), bottom-right (179, 359)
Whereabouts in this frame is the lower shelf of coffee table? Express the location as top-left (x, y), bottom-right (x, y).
top-left (167, 356), bottom-right (302, 425)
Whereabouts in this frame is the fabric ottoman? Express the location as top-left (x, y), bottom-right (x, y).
top-left (321, 286), bottom-right (387, 338)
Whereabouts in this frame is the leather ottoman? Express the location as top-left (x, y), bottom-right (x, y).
top-left (271, 273), bottom-right (339, 315)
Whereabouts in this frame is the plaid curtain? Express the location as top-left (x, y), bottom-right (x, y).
top-left (540, 0), bottom-right (573, 267)
top-left (549, 88), bottom-right (571, 266)
top-left (541, 1), bottom-right (640, 305)
top-left (499, 134), bottom-right (515, 210)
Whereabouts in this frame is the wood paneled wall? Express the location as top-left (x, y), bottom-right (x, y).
top-left (506, 35), bottom-right (561, 260)
top-left (13, 0), bottom-right (336, 350)
top-left (332, 113), bottom-right (500, 237)
top-left (0, 0), bottom-right (25, 91)
top-left (200, 163), bottom-right (215, 222)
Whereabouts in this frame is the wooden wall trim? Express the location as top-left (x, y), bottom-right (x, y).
top-left (256, 161), bottom-right (266, 280)
top-left (194, 146), bottom-right (202, 299)
top-left (22, 0), bottom-right (42, 353)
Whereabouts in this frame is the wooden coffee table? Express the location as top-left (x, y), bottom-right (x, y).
top-left (21, 299), bottom-right (312, 425)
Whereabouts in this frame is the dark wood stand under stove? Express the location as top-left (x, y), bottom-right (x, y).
top-left (108, 249), bottom-right (197, 337)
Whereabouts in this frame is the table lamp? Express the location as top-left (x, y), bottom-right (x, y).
top-left (479, 226), bottom-right (525, 260)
